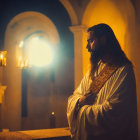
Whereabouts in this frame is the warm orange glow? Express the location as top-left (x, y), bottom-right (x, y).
top-left (17, 56), bottom-right (29, 68)
top-left (0, 51), bottom-right (7, 66)
top-left (82, 0), bottom-right (127, 75)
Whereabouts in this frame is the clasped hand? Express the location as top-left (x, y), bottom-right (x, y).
top-left (79, 91), bottom-right (95, 106)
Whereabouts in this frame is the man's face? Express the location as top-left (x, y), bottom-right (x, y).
top-left (87, 31), bottom-right (99, 53)
top-left (86, 31), bottom-right (106, 57)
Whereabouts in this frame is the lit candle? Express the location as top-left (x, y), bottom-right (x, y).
top-left (0, 54), bottom-right (3, 66)
top-left (0, 51), bottom-right (7, 67)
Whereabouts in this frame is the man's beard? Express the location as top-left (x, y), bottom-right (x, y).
top-left (90, 46), bottom-right (105, 65)
top-left (90, 46), bottom-right (106, 78)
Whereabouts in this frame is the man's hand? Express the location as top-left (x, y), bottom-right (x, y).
top-left (79, 95), bottom-right (87, 106)
top-left (79, 93), bottom-right (95, 106)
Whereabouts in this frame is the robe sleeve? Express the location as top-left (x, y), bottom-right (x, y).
top-left (77, 64), bottom-right (137, 137)
top-left (67, 71), bottom-right (91, 136)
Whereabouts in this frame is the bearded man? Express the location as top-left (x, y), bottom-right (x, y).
top-left (67, 23), bottom-right (138, 140)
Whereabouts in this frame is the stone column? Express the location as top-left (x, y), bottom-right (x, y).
top-left (69, 25), bottom-right (87, 88)
top-left (0, 83), bottom-right (7, 129)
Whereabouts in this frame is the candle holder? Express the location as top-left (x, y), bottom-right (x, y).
top-left (0, 51), bottom-right (7, 67)
top-left (17, 56), bottom-right (31, 69)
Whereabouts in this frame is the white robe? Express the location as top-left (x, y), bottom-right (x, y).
top-left (67, 62), bottom-right (138, 140)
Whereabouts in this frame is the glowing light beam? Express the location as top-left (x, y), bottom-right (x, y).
top-left (27, 37), bottom-right (54, 67)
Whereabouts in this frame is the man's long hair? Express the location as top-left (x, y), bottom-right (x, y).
top-left (88, 23), bottom-right (132, 78)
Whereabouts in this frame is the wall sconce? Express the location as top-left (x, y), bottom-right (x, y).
top-left (17, 56), bottom-right (30, 69)
top-left (0, 51), bottom-right (7, 67)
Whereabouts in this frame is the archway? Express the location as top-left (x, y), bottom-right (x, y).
top-left (2, 11), bottom-right (60, 130)
top-left (82, 0), bottom-right (135, 75)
